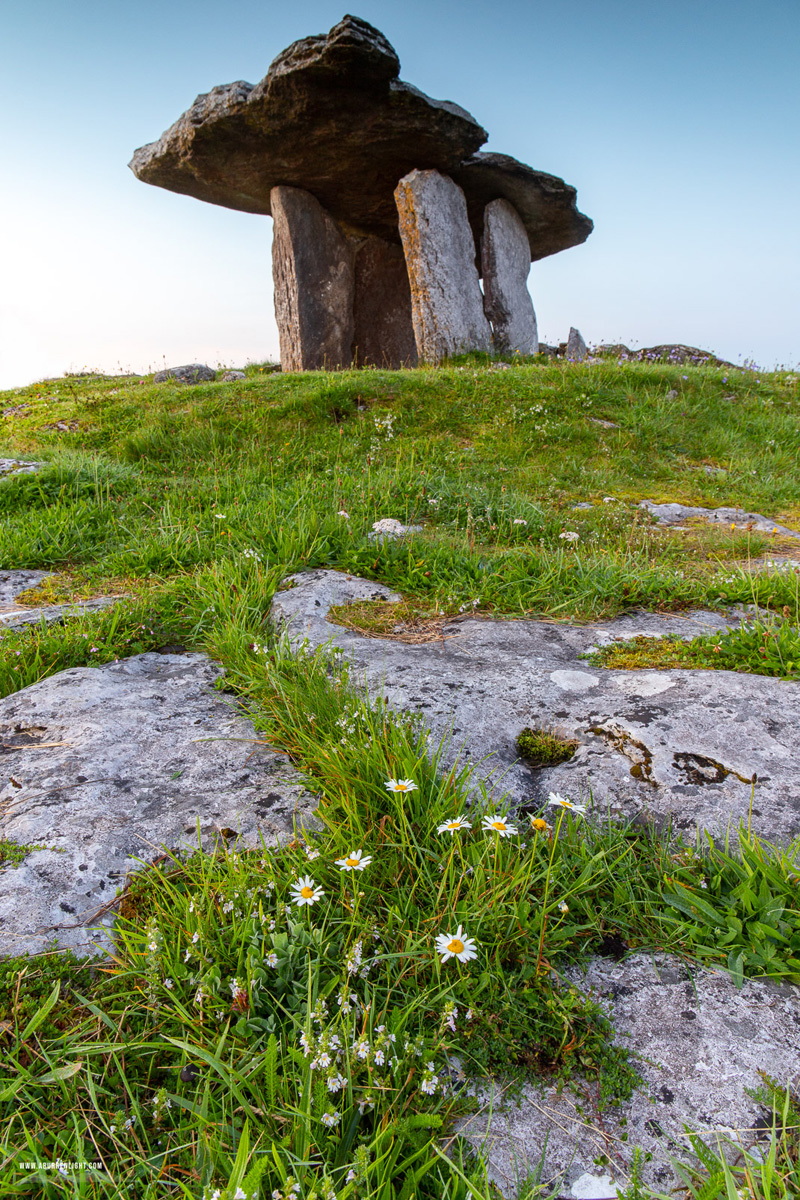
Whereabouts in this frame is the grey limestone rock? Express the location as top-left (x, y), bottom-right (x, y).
top-left (269, 569), bottom-right (800, 847)
top-left (395, 169), bottom-right (492, 363)
top-left (153, 364), bottom-right (216, 384)
top-left (566, 326), bottom-right (587, 361)
top-left (271, 185), bottom-right (355, 372)
top-left (352, 235), bottom-right (418, 368)
top-left (219, 369), bottom-right (247, 381)
top-left (457, 954), bottom-right (800, 1196)
top-left (0, 459), bottom-right (44, 477)
top-left (0, 652), bottom-right (317, 957)
top-left (641, 500), bottom-right (800, 538)
top-left (481, 198), bottom-right (538, 355)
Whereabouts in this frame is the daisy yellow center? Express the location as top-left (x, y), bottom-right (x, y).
top-left (531, 819), bottom-right (548, 831)
top-left (396, 783), bottom-right (409, 791)
top-left (491, 821), bottom-right (505, 830)
top-left (345, 857), bottom-right (360, 867)
top-left (447, 822), bottom-right (460, 829)
top-left (447, 938), bottom-right (465, 954)
top-left (300, 885), bottom-right (314, 899)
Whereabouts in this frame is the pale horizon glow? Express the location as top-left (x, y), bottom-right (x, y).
top-left (1, 0), bottom-right (798, 389)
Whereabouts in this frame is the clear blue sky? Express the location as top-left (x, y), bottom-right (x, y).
top-left (1, 0), bottom-right (797, 387)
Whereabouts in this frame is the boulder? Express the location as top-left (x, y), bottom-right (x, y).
top-left (153, 364), bottom-right (216, 384)
top-left (352, 235), bottom-right (418, 368)
top-left (640, 501), bottom-right (800, 538)
top-left (129, 16), bottom-right (591, 261)
top-left (219, 369), bottom-right (246, 381)
top-left (566, 326), bottom-right (587, 361)
top-left (481, 198), bottom-right (538, 355)
top-left (0, 652), bottom-right (317, 957)
top-left (395, 169), bottom-right (492, 363)
top-left (271, 185), bottom-right (355, 371)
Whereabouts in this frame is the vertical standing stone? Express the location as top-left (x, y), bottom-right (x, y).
top-left (271, 185), bottom-right (355, 371)
top-left (394, 169), bottom-right (492, 364)
top-left (566, 326), bottom-right (587, 361)
top-left (481, 198), bottom-right (538, 355)
top-left (352, 236), bottom-right (418, 368)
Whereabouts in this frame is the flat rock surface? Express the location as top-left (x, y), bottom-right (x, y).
top-left (270, 569), bottom-right (800, 845)
top-left (641, 500), bottom-right (800, 539)
top-left (0, 653), bottom-right (317, 957)
top-left (457, 954), bottom-right (800, 1196)
top-left (0, 569), bottom-right (118, 629)
top-left (129, 16), bottom-right (591, 259)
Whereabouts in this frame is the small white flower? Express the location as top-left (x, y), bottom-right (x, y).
top-left (420, 1075), bottom-right (438, 1094)
top-left (435, 925), bottom-right (479, 964)
top-left (354, 1038), bottom-right (370, 1060)
top-left (513, 518), bottom-right (528, 525)
top-left (164, 977), bottom-right (174, 990)
top-left (337, 510), bottom-right (349, 518)
top-left (305, 846), bottom-right (321, 861)
top-left (559, 530), bottom-right (579, 542)
top-left (481, 815), bottom-right (518, 838)
top-left (191, 931), bottom-right (200, 944)
top-left (267, 951), bottom-right (278, 967)
top-left (321, 1110), bottom-right (341, 1128)
top-left (558, 902), bottom-right (569, 915)
top-left (335, 848), bottom-right (373, 872)
top-left (547, 793), bottom-right (587, 815)
top-left (327, 1072), bottom-right (346, 1093)
top-left (214, 513), bottom-right (226, 520)
top-left (385, 777), bottom-right (417, 794)
top-left (290, 875), bottom-right (324, 907)
top-left (437, 815), bottom-right (472, 834)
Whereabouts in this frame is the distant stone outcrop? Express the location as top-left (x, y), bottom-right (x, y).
top-left (130, 15), bottom-right (592, 368)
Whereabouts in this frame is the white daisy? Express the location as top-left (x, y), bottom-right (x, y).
top-left (385, 778), bottom-right (417, 794)
top-left (547, 793), bottom-right (587, 815)
top-left (335, 849), bottom-right (373, 872)
top-left (437, 816), bottom-right (472, 834)
top-left (290, 875), bottom-right (324, 907)
top-left (481, 815), bottom-right (518, 838)
top-left (435, 924), bottom-right (479, 964)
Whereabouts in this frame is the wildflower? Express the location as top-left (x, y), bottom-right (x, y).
top-left (191, 930), bottom-right (200, 943)
top-left (184, 948), bottom-right (192, 963)
top-left (353, 1037), bottom-right (370, 1060)
top-left (327, 1072), bottom-right (346, 1093)
top-left (335, 848), bottom-right (373, 872)
top-left (346, 939), bottom-right (363, 975)
top-left (437, 816), bottom-right (472, 834)
top-left (435, 925), bottom-right (479, 964)
top-left (530, 816), bottom-right (550, 833)
top-left (547, 793), bottom-right (587, 816)
top-left (558, 902), bottom-right (569, 915)
top-left (304, 845), bottom-right (321, 861)
top-left (214, 513), bottom-right (226, 520)
top-left (374, 1047), bottom-right (385, 1065)
top-left (559, 530), bottom-right (580, 542)
top-left (164, 977), bottom-right (174, 990)
top-left (290, 875), bottom-right (324, 907)
top-left (337, 510), bottom-right (350, 519)
top-left (267, 951), bottom-right (278, 967)
top-left (513, 518), bottom-right (528, 525)
top-left (321, 1110), bottom-right (341, 1128)
top-left (482, 815), bottom-right (518, 838)
top-left (385, 777), bottom-right (417, 794)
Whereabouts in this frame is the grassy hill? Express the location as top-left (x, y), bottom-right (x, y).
top-left (0, 357), bottom-right (798, 1199)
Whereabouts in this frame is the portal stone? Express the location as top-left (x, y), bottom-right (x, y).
top-left (394, 169), bottom-right (492, 363)
top-left (271, 185), bottom-right (355, 371)
top-left (481, 198), bottom-right (538, 355)
top-left (352, 236), bottom-right (418, 368)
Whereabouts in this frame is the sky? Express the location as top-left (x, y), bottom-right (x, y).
top-left (1, 0), bottom-right (798, 389)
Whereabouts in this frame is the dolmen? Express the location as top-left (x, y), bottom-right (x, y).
top-left (129, 15), bottom-right (592, 369)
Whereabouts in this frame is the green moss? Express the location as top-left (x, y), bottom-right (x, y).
top-left (516, 726), bottom-right (578, 766)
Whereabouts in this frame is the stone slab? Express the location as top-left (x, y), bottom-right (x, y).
top-left (457, 954), bottom-right (800, 1196)
top-left (271, 185), bottom-right (355, 371)
top-left (567, 327), bottom-right (588, 361)
top-left (395, 169), bottom-right (492, 363)
top-left (481, 198), bottom-right (538, 355)
top-left (270, 569), bottom-right (800, 846)
top-left (153, 364), bottom-right (216, 384)
top-left (641, 501), bottom-right (800, 539)
top-left (352, 235), bottom-right (418, 368)
top-left (0, 652), bottom-right (317, 957)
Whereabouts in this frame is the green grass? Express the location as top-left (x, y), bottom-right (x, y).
top-left (0, 357), bottom-right (799, 1197)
